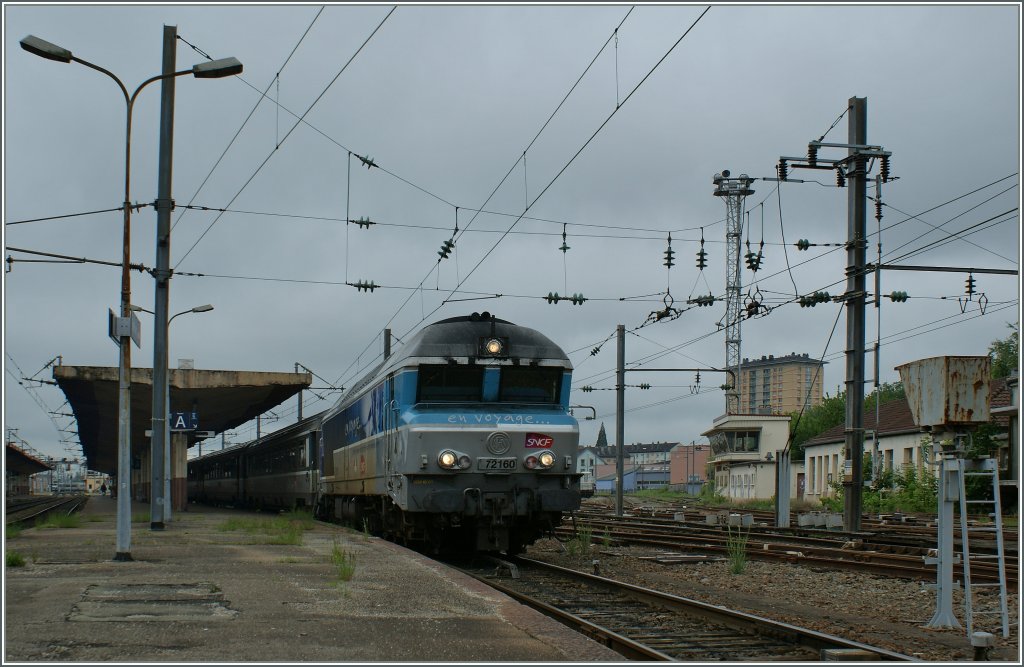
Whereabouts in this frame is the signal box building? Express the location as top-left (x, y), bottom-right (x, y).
top-left (703, 413), bottom-right (797, 501)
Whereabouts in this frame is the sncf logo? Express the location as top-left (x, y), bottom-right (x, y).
top-left (525, 433), bottom-right (554, 449)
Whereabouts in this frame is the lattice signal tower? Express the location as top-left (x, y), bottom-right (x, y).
top-left (713, 170), bottom-right (754, 414)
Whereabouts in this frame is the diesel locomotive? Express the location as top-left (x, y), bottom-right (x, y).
top-left (188, 312), bottom-right (581, 553)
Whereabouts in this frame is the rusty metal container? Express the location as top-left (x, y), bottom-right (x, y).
top-left (895, 356), bottom-right (991, 429)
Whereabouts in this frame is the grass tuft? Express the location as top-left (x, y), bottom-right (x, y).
top-left (6, 524), bottom-right (23, 540)
top-left (217, 514), bottom-right (310, 545)
top-left (726, 524), bottom-right (749, 574)
top-left (330, 540), bottom-right (356, 583)
top-left (566, 524), bottom-right (593, 557)
top-left (37, 513), bottom-right (82, 529)
top-left (6, 550), bottom-right (26, 567)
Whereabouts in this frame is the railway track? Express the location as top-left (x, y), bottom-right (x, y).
top-left (454, 555), bottom-right (917, 662)
top-left (5, 495), bottom-right (87, 526)
top-left (614, 503), bottom-right (1019, 554)
top-left (563, 511), bottom-right (1017, 586)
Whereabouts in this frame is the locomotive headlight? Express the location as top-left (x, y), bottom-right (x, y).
top-left (438, 450), bottom-right (458, 469)
top-left (525, 451), bottom-right (556, 470)
top-left (438, 450), bottom-right (472, 471)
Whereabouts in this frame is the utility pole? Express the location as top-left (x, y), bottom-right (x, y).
top-left (776, 96), bottom-right (891, 533)
top-left (295, 363), bottom-right (303, 421)
top-left (713, 171), bottom-right (754, 415)
top-left (615, 324), bottom-right (625, 517)
top-left (843, 96), bottom-right (868, 532)
top-left (150, 24), bottom-right (177, 532)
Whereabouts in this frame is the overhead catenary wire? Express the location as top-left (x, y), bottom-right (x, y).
top-left (437, 7), bottom-right (712, 312)
top-left (176, 202), bottom-right (733, 242)
top-left (170, 7), bottom-right (326, 235)
top-left (5, 205), bottom-right (143, 226)
top-left (326, 6), bottom-right (651, 390)
top-left (874, 197), bottom-right (1017, 265)
top-left (174, 7), bottom-right (396, 269)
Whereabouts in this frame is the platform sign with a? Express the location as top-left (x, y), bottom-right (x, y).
top-left (170, 411), bottom-right (199, 431)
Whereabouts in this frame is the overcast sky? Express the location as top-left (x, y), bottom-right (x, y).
top-left (3, 3), bottom-right (1021, 464)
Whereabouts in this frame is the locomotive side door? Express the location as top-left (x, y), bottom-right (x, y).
top-left (383, 374), bottom-right (403, 498)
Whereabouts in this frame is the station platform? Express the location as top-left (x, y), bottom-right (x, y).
top-left (4, 496), bottom-right (621, 662)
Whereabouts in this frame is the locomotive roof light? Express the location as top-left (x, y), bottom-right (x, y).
top-left (479, 336), bottom-right (508, 358)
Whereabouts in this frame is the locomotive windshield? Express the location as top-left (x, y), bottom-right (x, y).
top-left (498, 366), bottom-right (562, 404)
top-left (417, 365), bottom-right (485, 402)
top-left (416, 364), bottom-right (564, 404)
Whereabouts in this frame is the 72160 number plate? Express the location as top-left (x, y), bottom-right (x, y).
top-left (477, 457), bottom-right (517, 471)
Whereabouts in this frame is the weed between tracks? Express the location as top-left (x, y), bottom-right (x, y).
top-left (726, 524), bottom-right (749, 574)
top-left (6, 524), bottom-right (23, 540)
top-left (6, 550), bottom-right (26, 567)
top-left (566, 524), bottom-right (593, 557)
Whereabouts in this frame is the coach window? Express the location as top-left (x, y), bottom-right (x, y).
top-left (417, 365), bottom-right (484, 402)
top-left (498, 366), bottom-right (562, 403)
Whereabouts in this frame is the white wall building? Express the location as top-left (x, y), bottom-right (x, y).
top-left (703, 414), bottom-right (796, 501)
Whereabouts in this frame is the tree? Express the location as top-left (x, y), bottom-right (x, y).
top-left (595, 422), bottom-right (608, 448)
top-left (988, 324), bottom-right (1019, 379)
top-left (865, 381), bottom-right (905, 413)
top-left (788, 391), bottom-right (846, 458)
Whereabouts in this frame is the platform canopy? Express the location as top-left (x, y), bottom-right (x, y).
top-left (5, 443), bottom-right (54, 475)
top-left (53, 366), bottom-right (312, 474)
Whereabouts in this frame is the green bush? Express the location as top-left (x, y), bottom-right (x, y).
top-left (824, 461), bottom-right (939, 514)
top-left (6, 551), bottom-right (26, 567)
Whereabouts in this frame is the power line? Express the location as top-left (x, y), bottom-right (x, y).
top-left (326, 7), bottom-right (663, 391)
top-left (175, 7), bottom-right (397, 269)
top-left (5, 205), bottom-right (142, 226)
top-left (438, 7), bottom-right (712, 311)
top-left (171, 8), bottom-right (327, 235)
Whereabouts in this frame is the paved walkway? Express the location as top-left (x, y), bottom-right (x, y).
top-left (4, 496), bottom-right (621, 662)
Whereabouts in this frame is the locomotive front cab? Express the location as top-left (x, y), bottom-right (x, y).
top-left (397, 316), bottom-right (581, 552)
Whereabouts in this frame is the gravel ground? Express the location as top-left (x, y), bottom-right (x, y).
top-left (522, 504), bottom-right (1020, 663)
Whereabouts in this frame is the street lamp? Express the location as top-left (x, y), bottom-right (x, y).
top-left (132, 303), bottom-right (213, 526)
top-left (22, 33), bottom-right (240, 560)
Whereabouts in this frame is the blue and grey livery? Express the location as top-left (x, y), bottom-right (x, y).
top-left (318, 312), bottom-right (581, 553)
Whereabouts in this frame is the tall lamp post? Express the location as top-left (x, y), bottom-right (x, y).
top-left (132, 303), bottom-right (213, 526)
top-left (21, 34), bottom-right (241, 560)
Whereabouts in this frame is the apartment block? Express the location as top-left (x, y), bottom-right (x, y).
top-left (738, 352), bottom-right (825, 415)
